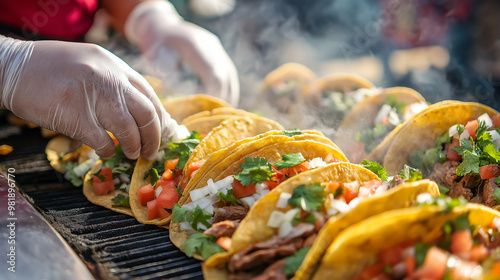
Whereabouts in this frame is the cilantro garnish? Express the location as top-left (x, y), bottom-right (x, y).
top-left (415, 242), bottom-right (431, 267)
top-left (216, 189), bottom-right (242, 206)
top-left (164, 138), bottom-right (200, 170)
top-left (282, 129), bottom-right (303, 137)
top-left (186, 131), bottom-right (203, 141)
top-left (291, 211), bottom-right (316, 226)
top-left (451, 213), bottom-right (470, 231)
top-left (437, 183), bottom-right (450, 194)
top-left (111, 194), bottom-right (130, 207)
top-left (288, 184), bottom-right (325, 211)
top-left (399, 165), bottom-right (422, 182)
top-left (233, 157), bottom-right (273, 186)
top-left (360, 160), bottom-right (388, 181)
top-left (274, 153), bottom-right (306, 170)
top-left (418, 196), bottom-right (467, 213)
top-left (493, 188), bottom-right (500, 204)
top-left (171, 204), bottom-right (212, 231)
top-left (385, 95), bottom-right (406, 113)
top-left (180, 232), bottom-right (224, 260)
top-left (144, 168), bottom-right (160, 188)
top-left (355, 124), bottom-right (388, 153)
top-left (283, 247), bottom-right (310, 276)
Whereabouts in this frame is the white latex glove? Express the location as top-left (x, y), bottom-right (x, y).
top-left (125, 1), bottom-right (240, 107)
top-left (0, 35), bottom-right (179, 160)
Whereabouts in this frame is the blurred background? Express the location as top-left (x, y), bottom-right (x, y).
top-left (87, 0), bottom-right (500, 112)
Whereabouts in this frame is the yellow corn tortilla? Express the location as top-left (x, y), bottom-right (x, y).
top-left (170, 140), bottom-right (347, 260)
top-left (383, 101), bottom-right (499, 174)
top-left (203, 172), bottom-right (439, 279)
top-left (162, 94), bottom-right (231, 123)
top-left (45, 135), bottom-right (91, 173)
top-left (82, 160), bottom-right (133, 216)
top-left (311, 203), bottom-right (500, 280)
top-left (180, 107), bottom-right (259, 125)
top-left (334, 87), bottom-right (427, 163)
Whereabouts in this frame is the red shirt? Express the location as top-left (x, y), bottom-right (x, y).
top-left (0, 0), bottom-right (98, 41)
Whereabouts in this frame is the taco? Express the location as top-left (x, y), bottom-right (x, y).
top-left (383, 101), bottom-right (500, 207)
top-left (202, 163), bottom-right (439, 280)
top-left (312, 197), bottom-right (500, 280)
top-left (45, 135), bottom-right (98, 187)
top-left (180, 107), bottom-right (261, 125)
top-left (128, 117), bottom-right (285, 225)
top-left (334, 87), bottom-right (428, 163)
top-left (162, 94), bottom-right (231, 123)
top-left (169, 139), bottom-right (347, 260)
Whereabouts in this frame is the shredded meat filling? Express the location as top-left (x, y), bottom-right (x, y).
top-left (213, 205), bottom-right (248, 223)
top-left (203, 220), bottom-right (240, 239)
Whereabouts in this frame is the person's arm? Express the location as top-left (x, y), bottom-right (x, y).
top-left (0, 35), bottom-right (180, 160)
top-left (101, 0), bottom-right (240, 106)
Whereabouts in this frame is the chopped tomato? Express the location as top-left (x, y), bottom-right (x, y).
top-left (157, 207), bottom-right (171, 220)
top-left (479, 164), bottom-right (500, 179)
top-left (417, 247), bottom-right (447, 280)
top-left (174, 174), bottom-right (183, 185)
top-left (173, 168), bottom-right (183, 177)
top-left (93, 181), bottom-right (115, 196)
top-left (290, 161), bottom-right (311, 174)
top-left (157, 179), bottom-right (177, 190)
top-left (161, 169), bottom-right (174, 181)
top-left (327, 181), bottom-right (342, 193)
top-left (180, 182), bottom-right (188, 192)
top-left (232, 180), bottom-right (256, 198)
top-left (378, 244), bottom-right (404, 266)
top-left (446, 138), bottom-right (462, 161)
top-left (469, 244), bottom-right (488, 262)
top-left (465, 120), bottom-right (479, 139)
top-left (94, 167), bottom-right (113, 181)
top-left (157, 187), bottom-right (180, 209)
top-left (405, 255), bottom-right (416, 277)
top-left (137, 184), bottom-right (155, 206)
top-left (147, 199), bottom-right (158, 220)
top-left (216, 236), bottom-right (232, 251)
top-left (492, 114), bottom-right (500, 129)
top-left (343, 187), bottom-right (358, 204)
top-left (328, 157), bottom-right (342, 163)
top-left (491, 261), bottom-right (500, 275)
top-left (265, 179), bottom-right (279, 190)
top-left (272, 165), bottom-right (284, 179)
top-left (450, 230), bottom-right (473, 255)
top-left (188, 159), bottom-right (206, 176)
top-left (363, 179), bottom-right (383, 195)
top-left (359, 263), bottom-right (385, 280)
top-left (165, 158), bottom-right (179, 170)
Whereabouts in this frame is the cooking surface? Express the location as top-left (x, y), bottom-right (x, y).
top-left (0, 120), bottom-right (203, 280)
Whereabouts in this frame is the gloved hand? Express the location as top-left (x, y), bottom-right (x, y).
top-left (125, 1), bottom-right (240, 107)
top-left (0, 35), bottom-right (179, 160)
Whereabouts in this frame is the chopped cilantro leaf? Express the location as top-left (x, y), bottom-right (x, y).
top-left (216, 189), bottom-right (242, 206)
top-left (484, 144), bottom-right (500, 162)
top-left (409, 150), bottom-right (426, 173)
top-left (496, 176), bottom-right (500, 184)
top-left (233, 157), bottom-right (273, 186)
top-left (455, 150), bottom-right (480, 176)
top-left (288, 184), bottom-right (325, 211)
top-left (282, 129), bottom-right (303, 137)
top-left (164, 138), bottom-right (200, 170)
top-left (283, 247), bottom-right (310, 276)
top-left (451, 213), bottom-right (470, 232)
top-left (64, 168), bottom-right (83, 187)
top-left (415, 242), bottom-right (431, 267)
top-left (186, 131), bottom-right (203, 141)
top-left (171, 204), bottom-right (212, 231)
top-left (437, 183), bottom-right (450, 194)
top-left (423, 148), bottom-right (447, 170)
top-left (291, 211), bottom-right (316, 226)
top-left (111, 194), bottom-right (130, 207)
top-left (385, 95), bottom-right (406, 113)
top-left (355, 124), bottom-right (388, 153)
top-left (360, 160), bottom-right (388, 181)
top-left (435, 132), bottom-right (452, 147)
top-left (144, 168), bottom-right (160, 188)
top-left (274, 153), bottom-right (306, 170)
top-left (418, 196), bottom-right (467, 213)
top-left (493, 188), bottom-right (500, 204)
top-left (180, 232), bottom-right (224, 260)
top-left (399, 165), bottom-right (422, 182)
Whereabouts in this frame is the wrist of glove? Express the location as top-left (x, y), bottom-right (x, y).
top-left (0, 35), bottom-right (178, 160)
top-left (125, 1), bottom-right (240, 106)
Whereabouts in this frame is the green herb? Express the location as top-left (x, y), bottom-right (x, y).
top-left (288, 184), bottom-right (325, 211)
top-left (102, 145), bottom-right (127, 170)
top-left (496, 176), bottom-right (500, 184)
top-left (418, 196), bottom-right (467, 213)
top-left (282, 129), bottom-right (303, 137)
top-left (283, 247), bottom-right (310, 276)
top-left (438, 221), bottom-right (453, 250)
top-left (451, 213), bottom-right (470, 231)
top-left (493, 188), bottom-right (500, 204)
top-left (171, 204), bottom-right (212, 231)
top-left (415, 242), bottom-right (431, 267)
top-left (291, 211), bottom-right (316, 226)
top-left (186, 131), bottom-right (203, 141)
top-left (455, 149), bottom-right (480, 176)
top-left (180, 232), bottom-right (224, 260)
top-left (409, 150), bottom-right (426, 173)
top-left (383, 265), bottom-right (393, 275)
top-left (360, 160), bottom-right (388, 181)
top-left (355, 124), bottom-right (388, 153)
top-left (111, 194), bottom-right (130, 207)
top-left (274, 153), bottom-right (306, 170)
top-left (435, 132), bottom-right (452, 147)
top-left (423, 148), bottom-right (447, 170)
top-left (399, 165), bottom-right (423, 182)
top-left (164, 138), bottom-right (200, 170)
top-left (144, 168), bottom-right (160, 188)
top-left (333, 186), bottom-right (345, 197)
top-left (216, 189), bottom-right (242, 206)
top-left (437, 183), bottom-right (450, 194)
top-left (385, 95), bottom-right (406, 113)
top-left (93, 170), bottom-right (106, 182)
top-left (233, 157), bottom-right (273, 186)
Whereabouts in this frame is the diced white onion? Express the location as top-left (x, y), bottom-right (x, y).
top-left (252, 192), bottom-right (262, 201)
top-left (73, 159), bottom-right (95, 177)
top-left (113, 178), bottom-right (120, 185)
top-left (121, 162), bottom-right (132, 170)
top-left (488, 130), bottom-right (500, 141)
top-left (344, 181), bottom-right (360, 192)
top-left (374, 183), bottom-right (388, 196)
top-left (258, 189), bottom-right (270, 197)
top-left (459, 129), bottom-right (470, 140)
top-left (358, 186), bottom-right (370, 198)
top-left (180, 221), bottom-right (193, 231)
top-left (155, 186), bottom-right (163, 198)
top-left (348, 197), bottom-right (360, 209)
top-left (196, 222), bottom-right (208, 231)
top-left (309, 157), bottom-right (327, 169)
top-left (206, 179), bottom-right (218, 195)
top-left (478, 113), bottom-right (493, 128)
top-left (449, 124), bottom-right (464, 137)
top-left (494, 217), bottom-right (500, 232)
top-left (119, 173), bottom-right (130, 184)
top-left (327, 208), bottom-right (339, 216)
top-left (392, 262), bottom-right (406, 278)
top-left (255, 182), bottom-right (269, 193)
top-left (375, 104), bottom-right (392, 124)
top-left (283, 208), bottom-right (300, 222)
top-left (495, 139), bottom-right (500, 150)
top-left (172, 125), bottom-right (191, 142)
top-left (87, 150), bottom-right (99, 161)
top-left (182, 201), bottom-right (196, 209)
top-left (330, 199), bottom-right (351, 214)
top-left (240, 196), bottom-right (256, 207)
top-left (324, 153), bottom-right (333, 163)
top-left (189, 187), bottom-right (210, 201)
top-left (276, 193), bottom-right (292, 209)
top-left (196, 196), bottom-right (214, 210)
top-left (155, 150), bottom-right (165, 162)
top-left (347, 87), bottom-right (382, 102)
top-left (402, 246), bottom-right (415, 259)
top-left (204, 204), bottom-right (214, 215)
top-left (403, 102), bottom-right (428, 121)
top-left (267, 211), bottom-right (285, 228)
top-left (278, 221), bottom-right (294, 238)
top-left (387, 109), bottom-right (401, 126)
top-left (123, 184), bottom-right (130, 194)
top-left (417, 192), bottom-right (433, 204)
